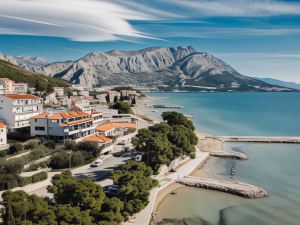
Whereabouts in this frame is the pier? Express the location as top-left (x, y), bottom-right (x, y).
top-left (178, 176), bottom-right (268, 198)
top-left (217, 136), bottom-right (300, 144)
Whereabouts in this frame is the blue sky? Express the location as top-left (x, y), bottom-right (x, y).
top-left (0, 0), bottom-right (300, 82)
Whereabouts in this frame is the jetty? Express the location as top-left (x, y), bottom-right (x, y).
top-left (151, 104), bottom-right (184, 109)
top-left (178, 176), bottom-right (267, 198)
top-left (209, 151), bottom-right (248, 160)
top-left (217, 136), bottom-right (300, 144)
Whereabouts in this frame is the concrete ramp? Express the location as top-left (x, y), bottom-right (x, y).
top-left (178, 176), bottom-right (267, 198)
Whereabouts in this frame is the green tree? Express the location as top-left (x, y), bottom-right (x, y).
top-left (49, 151), bottom-right (70, 169)
top-left (48, 171), bottom-right (106, 211)
top-left (112, 161), bottom-right (158, 217)
top-left (162, 111), bottom-right (195, 130)
top-left (112, 102), bottom-right (131, 114)
top-left (34, 79), bottom-right (47, 92)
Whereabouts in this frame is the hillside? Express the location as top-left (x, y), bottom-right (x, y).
top-left (0, 60), bottom-right (70, 92)
top-left (255, 77), bottom-right (300, 90)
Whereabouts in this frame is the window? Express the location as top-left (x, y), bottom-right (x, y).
top-left (35, 119), bottom-right (37, 122)
top-left (35, 126), bottom-right (45, 131)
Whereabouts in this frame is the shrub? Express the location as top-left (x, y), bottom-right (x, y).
top-left (49, 151), bottom-right (70, 169)
top-left (31, 171), bottom-right (48, 183)
top-left (70, 151), bottom-right (85, 167)
top-left (112, 101), bottom-right (131, 114)
top-left (28, 149), bottom-right (48, 162)
top-left (9, 144), bottom-right (23, 154)
top-left (26, 140), bottom-right (39, 149)
top-left (25, 161), bottom-right (48, 172)
top-left (45, 140), bottom-right (56, 149)
top-left (76, 142), bottom-right (99, 155)
top-left (190, 152), bottom-right (196, 159)
top-left (64, 141), bottom-right (77, 151)
top-left (2, 161), bottom-right (24, 174)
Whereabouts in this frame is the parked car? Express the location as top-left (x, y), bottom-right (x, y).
top-left (131, 151), bottom-right (143, 161)
top-left (117, 140), bottom-right (126, 145)
top-left (90, 159), bottom-right (103, 168)
top-left (105, 185), bottom-right (120, 196)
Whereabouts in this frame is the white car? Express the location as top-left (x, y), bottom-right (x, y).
top-left (90, 159), bottom-right (103, 168)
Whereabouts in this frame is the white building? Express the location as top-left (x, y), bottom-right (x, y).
top-left (53, 87), bottom-right (64, 97)
top-left (0, 78), bottom-right (28, 94)
top-left (0, 121), bottom-right (9, 151)
top-left (30, 110), bottom-right (103, 142)
top-left (0, 94), bottom-right (43, 129)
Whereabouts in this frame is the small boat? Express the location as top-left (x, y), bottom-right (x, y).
top-left (230, 168), bottom-right (235, 175)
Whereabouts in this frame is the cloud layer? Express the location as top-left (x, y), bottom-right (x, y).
top-left (0, 0), bottom-right (300, 42)
top-left (0, 0), bottom-right (163, 42)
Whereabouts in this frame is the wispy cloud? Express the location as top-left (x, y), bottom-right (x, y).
top-left (0, 0), bottom-right (167, 42)
top-left (0, 0), bottom-right (300, 42)
top-left (168, 0), bottom-right (300, 17)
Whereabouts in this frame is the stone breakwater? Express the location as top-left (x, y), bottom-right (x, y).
top-left (209, 151), bottom-right (248, 160)
top-left (217, 136), bottom-right (300, 144)
top-left (177, 176), bottom-right (268, 199)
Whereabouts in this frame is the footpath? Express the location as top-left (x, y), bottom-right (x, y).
top-left (123, 150), bottom-right (209, 225)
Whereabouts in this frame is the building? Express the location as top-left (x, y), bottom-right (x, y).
top-left (53, 87), bottom-right (64, 97)
top-left (120, 90), bottom-right (137, 97)
top-left (0, 122), bottom-right (9, 151)
top-left (30, 110), bottom-right (103, 142)
top-left (0, 94), bottom-right (43, 129)
top-left (0, 78), bottom-right (28, 94)
top-left (12, 82), bottom-right (28, 94)
top-left (96, 122), bottom-right (137, 137)
top-left (107, 91), bottom-right (120, 103)
top-left (83, 134), bottom-right (113, 154)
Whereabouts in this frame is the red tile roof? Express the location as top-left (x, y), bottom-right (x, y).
top-left (0, 122), bottom-right (7, 128)
top-left (4, 94), bottom-right (40, 100)
top-left (96, 122), bottom-right (136, 132)
top-left (83, 134), bottom-right (112, 143)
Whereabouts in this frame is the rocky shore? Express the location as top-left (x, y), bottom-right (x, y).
top-left (177, 176), bottom-right (268, 199)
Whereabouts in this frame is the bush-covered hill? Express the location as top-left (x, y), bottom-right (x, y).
top-left (0, 59), bottom-right (69, 92)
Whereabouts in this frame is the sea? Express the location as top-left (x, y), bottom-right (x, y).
top-left (146, 92), bottom-right (300, 225)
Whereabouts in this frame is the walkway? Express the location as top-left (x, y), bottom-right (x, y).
top-left (123, 150), bottom-right (209, 225)
top-left (218, 136), bottom-right (300, 143)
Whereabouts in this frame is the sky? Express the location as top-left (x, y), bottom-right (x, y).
top-left (0, 0), bottom-right (299, 82)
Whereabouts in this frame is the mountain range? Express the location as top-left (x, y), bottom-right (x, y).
top-left (0, 47), bottom-right (295, 91)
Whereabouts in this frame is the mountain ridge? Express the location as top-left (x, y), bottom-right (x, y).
top-left (0, 46), bottom-right (294, 91)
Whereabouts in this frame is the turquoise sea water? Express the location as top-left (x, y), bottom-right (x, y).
top-left (147, 92), bottom-right (300, 225)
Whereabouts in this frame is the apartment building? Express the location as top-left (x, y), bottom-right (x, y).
top-left (0, 78), bottom-right (28, 94)
top-left (0, 122), bottom-right (8, 150)
top-left (0, 94), bottom-right (43, 129)
top-left (30, 110), bottom-right (103, 142)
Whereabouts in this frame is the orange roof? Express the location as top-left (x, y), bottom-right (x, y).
top-left (83, 134), bottom-right (112, 143)
top-left (111, 122), bottom-right (137, 129)
top-left (60, 118), bottom-right (93, 126)
top-left (0, 122), bottom-right (7, 128)
top-left (91, 111), bottom-right (102, 115)
top-left (4, 94), bottom-right (39, 100)
top-left (34, 112), bottom-right (49, 119)
top-left (96, 122), bottom-right (136, 132)
top-left (34, 111), bottom-right (89, 120)
top-left (96, 123), bottom-right (115, 132)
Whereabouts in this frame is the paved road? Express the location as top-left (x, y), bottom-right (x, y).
top-left (72, 154), bottom-right (131, 181)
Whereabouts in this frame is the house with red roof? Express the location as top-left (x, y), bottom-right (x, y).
top-left (30, 110), bottom-right (103, 142)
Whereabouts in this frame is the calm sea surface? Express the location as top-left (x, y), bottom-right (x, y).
top-left (147, 92), bottom-right (300, 225)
